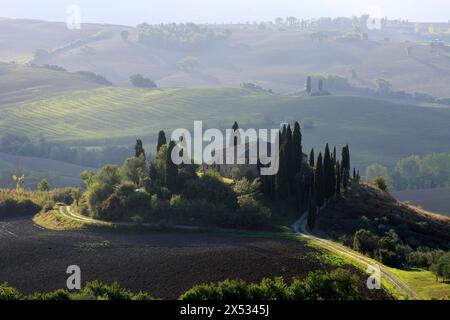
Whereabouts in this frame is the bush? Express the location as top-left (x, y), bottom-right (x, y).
top-left (373, 176), bottom-right (388, 192)
top-left (353, 229), bottom-right (379, 255)
top-left (130, 74), bottom-right (157, 88)
top-left (0, 199), bottom-right (41, 219)
top-left (180, 269), bottom-right (361, 300)
top-left (76, 71), bottom-right (112, 85)
top-left (0, 283), bottom-right (22, 300)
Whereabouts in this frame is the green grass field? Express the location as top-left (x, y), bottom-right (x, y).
top-left (388, 267), bottom-right (450, 300)
top-left (2, 87), bottom-right (450, 169)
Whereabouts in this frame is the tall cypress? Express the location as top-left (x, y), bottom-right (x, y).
top-left (275, 142), bottom-right (289, 199)
top-left (157, 130), bottom-right (167, 152)
top-left (315, 152), bottom-right (324, 207)
top-left (292, 122), bottom-right (303, 172)
top-left (309, 148), bottom-right (315, 168)
top-left (135, 138), bottom-right (146, 160)
top-left (286, 125), bottom-right (294, 193)
top-left (336, 161), bottom-right (341, 196)
top-left (323, 144), bottom-right (333, 199)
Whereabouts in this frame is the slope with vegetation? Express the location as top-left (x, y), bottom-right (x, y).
top-left (313, 183), bottom-right (450, 298)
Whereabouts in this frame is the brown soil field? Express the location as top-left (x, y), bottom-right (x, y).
top-left (0, 216), bottom-right (389, 299)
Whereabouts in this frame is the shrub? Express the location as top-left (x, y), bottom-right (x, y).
top-left (373, 176), bottom-right (388, 192)
top-left (130, 74), bottom-right (157, 88)
top-left (0, 283), bottom-right (22, 300)
top-left (180, 269), bottom-right (361, 300)
top-left (0, 199), bottom-right (41, 219)
top-left (76, 71), bottom-right (112, 85)
top-left (353, 229), bottom-right (379, 255)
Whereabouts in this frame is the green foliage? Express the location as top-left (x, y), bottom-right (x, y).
top-left (373, 176), bottom-right (389, 192)
top-left (0, 283), bottom-right (22, 300)
top-left (121, 156), bottom-right (147, 187)
top-left (136, 23), bottom-right (230, 50)
top-left (366, 164), bottom-right (390, 184)
top-left (430, 252), bottom-right (450, 281)
top-left (392, 153), bottom-right (450, 190)
top-left (180, 269), bottom-right (361, 300)
top-left (183, 171), bottom-right (237, 210)
top-left (353, 229), bottom-right (380, 255)
top-left (37, 179), bottom-right (50, 192)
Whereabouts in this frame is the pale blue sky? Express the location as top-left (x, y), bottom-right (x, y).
top-left (1, 0), bottom-right (449, 25)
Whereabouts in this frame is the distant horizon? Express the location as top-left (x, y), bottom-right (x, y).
top-left (0, 0), bottom-right (449, 27)
top-left (1, 15), bottom-right (449, 28)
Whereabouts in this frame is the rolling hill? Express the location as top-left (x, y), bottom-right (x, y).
top-left (0, 62), bottom-right (107, 104)
top-left (2, 18), bottom-right (450, 98)
top-left (2, 87), bottom-right (450, 171)
top-left (0, 152), bottom-right (96, 188)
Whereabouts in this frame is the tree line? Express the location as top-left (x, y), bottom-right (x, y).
top-left (258, 122), bottom-right (359, 230)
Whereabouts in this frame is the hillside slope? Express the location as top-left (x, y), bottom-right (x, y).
top-left (2, 18), bottom-right (450, 97)
top-left (2, 88), bottom-right (450, 169)
top-left (0, 62), bottom-right (106, 104)
top-left (316, 184), bottom-right (450, 249)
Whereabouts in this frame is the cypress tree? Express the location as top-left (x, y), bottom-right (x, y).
top-left (315, 152), bottom-right (324, 207)
top-left (333, 146), bottom-right (337, 166)
top-left (323, 144), bottom-right (333, 199)
top-left (157, 130), bottom-right (167, 152)
top-left (275, 142), bottom-right (289, 199)
top-left (165, 141), bottom-right (178, 191)
top-left (134, 138), bottom-right (146, 160)
top-left (343, 169), bottom-right (349, 191)
top-left (292, 122), bottom-right (303, 172)
top-left (341, 145), bottom-right (351, 189)
top-left (286, 125), bottom-right (294, 193)
top-left (309, 148), bottom-right (315, 168)
top-left (232, 121), bottom-right (239, 147)
top-left (336, 161), bottom-right (341, 196)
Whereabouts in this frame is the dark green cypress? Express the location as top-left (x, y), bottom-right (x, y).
top-left (286, 125), bottom-right (294, 192)
top-left (309, 148), bottom-right (315, 168)
top-left (292, 122), bottom-right (303, 172)
top-left (275, 142), bottom-right (289, 199)
top-left (232, 121), bottom-right (239, 147)
top-left (135, 138), bottom-right (146, 160)
top-left (315, 152), bottom-right (324, 207)
top-left (333, 146), bottom-right (337, 166)
top-left (343, 169), bottom-right (349, 191)
top-left (157, 130), bottom-right (167, 152)
top-left (323, 144), bottom-right (333, 199)
top-left (336, 161), bottom-right (341, 196)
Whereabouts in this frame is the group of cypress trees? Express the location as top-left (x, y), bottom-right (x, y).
top-left (137, 124), bottom-right (359, 230)
top-left (257, 123), bottom-right (359, 230)
top-left (306, 144), bottom-right (359, 229)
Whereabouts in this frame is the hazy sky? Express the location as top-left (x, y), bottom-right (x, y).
top-left (1, 0), bottom-right (449, 25)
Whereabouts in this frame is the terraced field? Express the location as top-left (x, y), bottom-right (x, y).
top-left (2, 87), bottom-right (450, 169)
